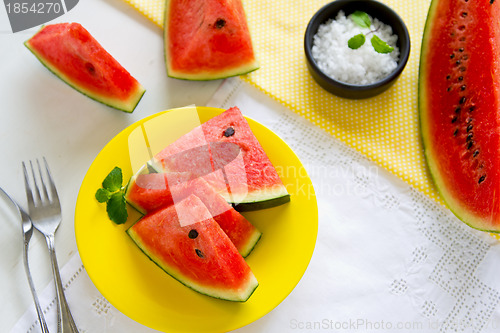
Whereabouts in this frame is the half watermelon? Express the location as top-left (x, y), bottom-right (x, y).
top-left (25, 23), bottom-right (145, 113)
top-left (154, 106), bottom-right (290, 211)
top-left (126, 194), bottom-right (259, 302)
top-left (125, 172), bottom-right (262, 257)
top-left (419, 0), bottom-right (500, 232)
top-left (164, 0), bottom-right (259, 80)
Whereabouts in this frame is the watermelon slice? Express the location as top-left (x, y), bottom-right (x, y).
top-left (419, 0), bottom-right (500, 232)
top-left (25, 23), bottom-right (145, 113)
top-left (154, 107), bottom-right (290, 211)
top-left (125, 173), bottom-right (262, 257)
top-left (126, 194), bottom-right (259, 302)
top-left (164, 0), bottom-right (259, 80)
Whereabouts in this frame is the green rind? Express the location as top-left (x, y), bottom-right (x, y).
top-left (126, 226), bottom-right (259, 302)
top-left (239, 229), bottom-right (262, 258)
top-left (418, 0), bottom-right (500, 234)
top-left (24, 40), bottom-right (146, 113)
top-left (232, 192), bottom-right (291, 212)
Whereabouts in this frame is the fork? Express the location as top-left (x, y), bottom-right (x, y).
top-left (0, 187), bottom-right (49, 333)
top-left (23, 157), bottom-right (79, 333)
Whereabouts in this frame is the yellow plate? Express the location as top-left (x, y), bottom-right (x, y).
top-left (75, 106), bottom-right (318, 333)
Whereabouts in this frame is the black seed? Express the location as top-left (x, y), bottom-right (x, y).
top-left (458, 76), bottom-right (464, 81)
top-left (462, 12), bottom-right (468, 17)
top-left (466, 133), bottom-right (473, 141)
top-left (467, 124), bottom-right (473, 132)
top-left (459, 47), bottom-right (464, 52)
top-left (469, 106), bottom-right (475, 112)
top-left (455, 107), bottom-right (461, 114)
top-left (451, 116), bottom-right (458, 123)
top-left (473, 150), bottom-right (479, 157)
top-left (467, 141), bottom-right (474, 149)
top-left (478, 175), bottom-right (486, 184)
top-left (467, 117), bottom-right (473, 123)
top-left (490, 0), bottom-right (495, 4)
top-left (456, 60), bottom-right (461, 66)
top-left (446, 75), bottom-right (451, 80)
top-left (458, 25), bottom-right (466, 31)
top-left (447, 87), bottom-right (452, 92)
top-left (85, 62), bottom-right (96, 74)
top-left (460, 66), bottom-right (467, 72)
top-left (195, 249), bottom-right (205, 258)
top-left (223, 127), bottom-right (235, 137)
top-left (461, 85), bottom-right (466, 91)
top-left (459, 96), bottom-right (466, 104)
top-left (214, 18), bottom-right (226, 29)
top-left (453, 128), bottom-right (459, 136)
top-left (188, 229), bottom-right (199, 239)
top-left (450, 54), bottom-right (455, 59)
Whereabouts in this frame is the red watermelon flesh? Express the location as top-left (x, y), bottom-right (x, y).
top-left (125, 173), bottom-right (261, 257)
top-left (126, 194), bottom-right (258, 302)
top-left (164, 0), bottom-right (259, 80)
top-left (419, 0), bottom-right (500, 232)
top-left (25, 23), bottom-right (145, 113)
top-left (154, 107), bottom-right (290, 211)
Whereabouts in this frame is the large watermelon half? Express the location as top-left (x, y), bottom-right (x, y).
top-left (164, 0), bottom-right (259, 80)
top-left (25, 23), bottom-right (145, 113)
top-left (419, 0), bottom-right (500, 232)
top-left (125, 173), bottom-right (262, 257)
top-left (126, 194), bottom-right (258, 302)
top-left (153, 106), bottom-right (290, 211)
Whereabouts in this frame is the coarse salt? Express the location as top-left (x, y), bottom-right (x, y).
top-left (311, 10), bottom-right (400, 85)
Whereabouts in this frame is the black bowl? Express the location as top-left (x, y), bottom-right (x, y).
top-left (304, 0), bottom-right (411, 99)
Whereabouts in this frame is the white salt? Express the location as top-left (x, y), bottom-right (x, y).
top-left (311, 10), bottom-right (400, 85)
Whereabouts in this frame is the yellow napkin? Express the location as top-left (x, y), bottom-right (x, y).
top-left (123, 0), bottom-right (439, 203)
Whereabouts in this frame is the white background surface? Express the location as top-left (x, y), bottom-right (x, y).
top-left (2, 0), bottom-right (500, 332)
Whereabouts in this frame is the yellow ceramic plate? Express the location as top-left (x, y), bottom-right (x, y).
top-left (75, 106), bottom-right (318, 333)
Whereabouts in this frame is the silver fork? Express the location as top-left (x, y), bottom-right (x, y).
top-left (23, 157), bottom-right (79, 333)
top-left (0, 187), bottom-right (49, 333)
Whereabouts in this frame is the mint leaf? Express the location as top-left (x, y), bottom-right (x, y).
top-left (348, 34), bottom-right (366, 49)
top-left (351, 11), bottom-right (371, 29)
top-left (95, 188), bottom-right (111, 203)
top-left (102, 166), bottom-right (122, 192)
top-left (371, 35), bottom-right (394, 54)
top-left (107, 192), bottom-right (128, 224)
top-left (95, 166), bottom-right (128, 224)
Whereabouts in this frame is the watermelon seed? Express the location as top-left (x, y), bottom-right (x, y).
top-left (466, 133), bottom-right (473, 142)
top-left (195, 249), bottom-right (205, 258)
top-left (458, 76), bottom-right (464, 81)
top-left (451, 116), bottom-right (458, 123)
top-left (223, 127), bottom-right (235, 137)
top-left (188, 229), bottom-right (199, 239)
top-left (450, 54), bottom-right (455, 59)
top-left (214, 18), bottom-right (226, 29)
top-left (467, 140), bottom-right (473, 149)
top-left (447, 87), bottom-right (452, 92)
top-left (453, 128), bottom-right (459, 136)
top-left (458, 25), bottom-right (465, 31)
top-left (446, 75), bottom-right (451, 80)
top-left (455, 60), bottom-right (461, 66)
top-left (461, 85), bottom-right (466, 91)
top-left (469, 106), bottom-right (475, 112)
top-left (459, 47), bottom-right (464, 52)
top-left (467, 117), bottom-right (472, 123)
top-left (459, 66), bottom-right (466, 72)
top-left (478, 175), bottom-right (486, 184)
top-left (461, 12), bottom-right (468, 17)
top-left (473, 150), bottom-right (479, 157)
top-left (85, 62), bottom-right (96, 75)
top-left (467, 124), bottom-right (473, 132)
top-left (455, 107), bottom-right (461, 113)
top-left (490, 0), bottom-right (495, 4)
top-left (459, 96), bottom-right (466, 104)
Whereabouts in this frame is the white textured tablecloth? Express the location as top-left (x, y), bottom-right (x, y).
top-left (8, 78), bottom-right (500, 333)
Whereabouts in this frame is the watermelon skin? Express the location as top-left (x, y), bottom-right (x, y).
top-left (25, 23), bottom-right (145, 113)
top-left (419, 0), bottom-right (500, 232)
top-left (125, 172), bottom-right (262, 257)
top-left (126, 194), bottom-right (259, 302)
top-left (164, 0), bottom-right (259, 80)
top-left (154, 107), bottom-right (290, 211)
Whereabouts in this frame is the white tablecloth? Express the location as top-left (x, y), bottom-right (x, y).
top-left (2, 0), bottom-right (500, 332)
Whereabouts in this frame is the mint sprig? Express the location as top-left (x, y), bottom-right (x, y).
top-left (347, 11), bottom-right (394, 54)
top-left (95, 166), bottom-right (128, 224)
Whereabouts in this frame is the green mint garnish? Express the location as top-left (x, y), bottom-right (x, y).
top-left (347, 11), bottom-right (394, 54)
top-left (348, 33), bottom-right (366, 49)
top-left (95, 166), bottom-right (128, 224)
top-left (351, 10), bottom-right (371, 29)
top-left (370, 35), bottom-right (395, 54)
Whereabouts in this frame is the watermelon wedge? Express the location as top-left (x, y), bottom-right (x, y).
top-left (164, 0), bottom-right (259, 80)
top-left (126, 194), bottom-right (259, 302)
top-left (25, 23), bottom-right (145, 113)
top-left (419, 0), bottom-right (500, 232)
top-left (125, 173), bottom-right (262, 257)
top-left (154, 107), bottom-right (290, 211)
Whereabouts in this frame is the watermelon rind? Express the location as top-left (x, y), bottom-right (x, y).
top-left (163, 0), bottom-right (259, 81)
top-left (25, 24), bottom-right (146, 113)
top-left (418, 0), bottom-right (500, 233)
top-left (229, 187), bottom-right (291, 212)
